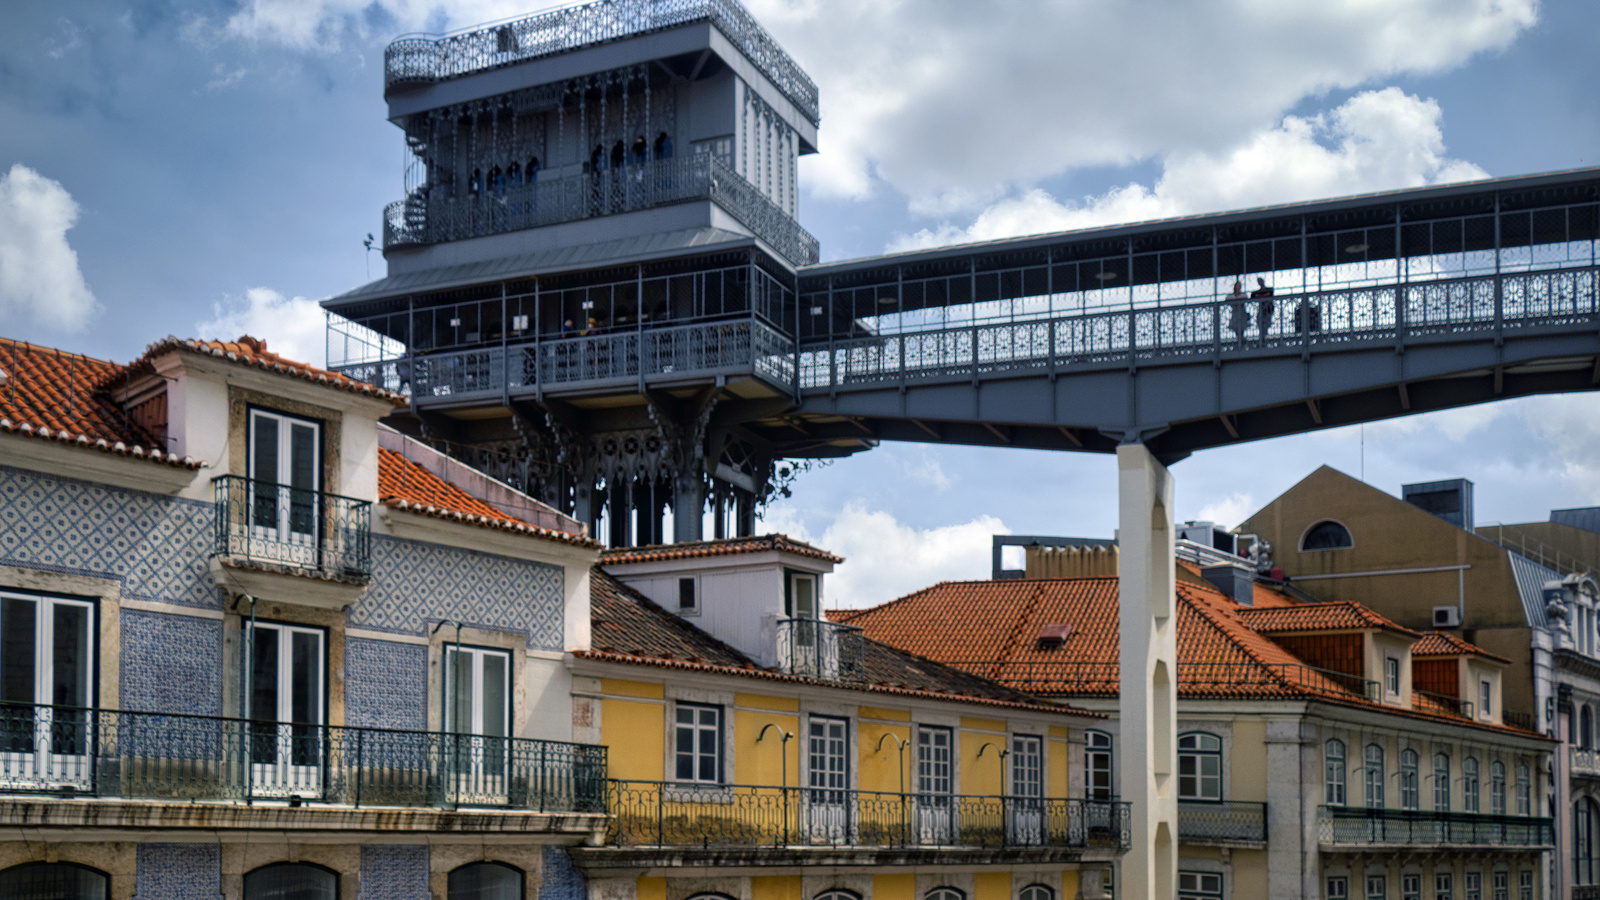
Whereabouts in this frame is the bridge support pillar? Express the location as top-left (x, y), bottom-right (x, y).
top-left (673, 474), bottom-right (705, 543)
top-left (1117, 442), bottom-right (1178, 900)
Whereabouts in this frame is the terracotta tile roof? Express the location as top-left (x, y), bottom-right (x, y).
top-left (378, 448), bottom-right (599, 548)
top-left (125, 336), bottom-right (404, 405)
top-left (600, 534), bottom-right (843, 565)
top-left (1412, 631), bottom-right (1512, 664)
top-left (582, 569), bottom-right (1097, 717)
top-left (0, 337), bottom-right (200, 468)
top-left (1236, 602), bottom-right (1419, 637)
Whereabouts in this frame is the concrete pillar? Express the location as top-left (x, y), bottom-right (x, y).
top-left (1265, 718), bottom-right (1305, 900)
top-left (674, 475), bottom-right (705, 543)
top-left (1116, 442), bottom-right (1178, 900)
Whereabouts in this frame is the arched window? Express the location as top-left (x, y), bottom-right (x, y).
top-left (1178, 733), bottom-right (1222, 801)
top-left (1491, 761), bottom-right (1507, 816)
top-left (590, 145), bottom-right (605, 172)
top-left (450, 863), bottom-right (524, 900)
top-left (631, 136), bottom-right (648, 166)
top-left (1577, 799), bottom-right (1600, 885)
top-left (0, 862), bottom-right (109, 900)
top-left (1516, 763), bottom-right (1532, 816)
top-left (610, 141), bottom-right (626, 169)
top-left (1584, 705), bottom-right (1594, 750)
top-left (1434, 753), bottom-right (1452, 812)
top-left (926, 887), bottom-right (965, 900)
top-left (1364, 744), bottom-right (1384, 808)
top-left (815, 890), bottom-right (862, 900)
top-left (245, 863), bottom-right (337, 900)
top-left (1019, 884), bottom-right (1054, 900)
top-left (1301, 520), bottom-right (1353, 551)
top-left (507, 162), bottom-right (522, 186)
top-left (1325, 739), bottom-right (1347, 805)
top-left (1464, 757), bottom-right (1480, 813)
top-left (1400, 750), bottom-right (1420, 810)
top-left (488, 166), bottom-right (504, 195)
top-left (655, 131), bottom-right (673, 160)
top-left (1085, 730), bottom-right (1113, 801)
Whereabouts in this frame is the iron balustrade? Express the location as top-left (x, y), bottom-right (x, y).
top-left (1502, 710), bottom-right (1536, 732)
top-left (212, 476), bottom-right (372, 580)
top-left (383, 151), bottom-right (820, 266)
top-left (798, 266), bottom-right (1600, 391)
top-left (606, 780), bottom-right (1129, 850)
top-left (1415, 689), bottom-right (1475, 721)
top-left (383, 0), bottom-right (818, 125)
top-left (1574, 747), bottom-right (1600, 777)
top-left (0, 704), bottom-right (608, 812)
top-left (920, 660), bottom-right (1378, 701)
top-left (1317, 805), bottom-right (1553, 848)
top-left (379, 317), bottom-right (796, 400)
top-left (1177, 800), bottom-right (1268, 844)
top-left (1576, 884), bottom-right (1600, 900)
top-left (775, 618), bottom-right (864, 681)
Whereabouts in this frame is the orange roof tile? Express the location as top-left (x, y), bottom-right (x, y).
top-left (377, 448), bottom-right (598, 548)
top-left (1412, 631), bottom-right (1512, 664)
top-left (1236, 602), bottom-right (1419, 637)
top-left (0, 337), bottom-right (199, 468)
top-left (126, 336), bottom-right (404, 405)
top-left (600, 534), bottom-right (842, 565)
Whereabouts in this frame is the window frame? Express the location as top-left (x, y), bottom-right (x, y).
top-left (673, 702), bottom-right (723, 785)
top-left (1464, 756), bottom-right (1480, 814)
top-left (1515, 763), bottom-right (1531, 816)
top-left (1179, 871), bottom-right (1224, 900)
top-left (1325, 738), bottom-right (1347, 806)
top-left (1366, 875), bottom-right (1388, 900)
top-left (246, 619), bottom-right (327, 727)
top-left (676, 576), bottom-right (699, 616)
top-left (1433, 752), bottom-right (1452, 812)
top-left (244, 862), bottom-right (339, 900)
top-left (1435, 871), bottom-right (1453, 900)
top-left (1177, 731), bottom-right (1223, 802)
top-left (1327, 875), bottom-right (1349, 900)
top-left (926, 887), bottom-right (965, 900)
top-left (917, 725), bottom-right (954, 798)
top-left (1085, 730), bottom-right (1114, 802)
top-left (1385, 656), bottom-right (1401, 696)
top-left (1364, 744), bottom-right (1384, 808)
top-left (0, 862), bottom-right (111, 899)
top-left (1400, 749), bottom-right (1420, 810)
top-left (1490, 760), bottom-right (1506, 816)
top-left (442, 643), bottom-right (511, 740)
top-left (1480, 679), bottom-right (1492, 717)
top-left (1300, 519), bottom-right (1354, 551)
top-left (0, 589), bottom-right (97, 711)
top-left (449, 862), bottom-right (525, 900)
top-left (1018, 885), bottom-right (1054, 900)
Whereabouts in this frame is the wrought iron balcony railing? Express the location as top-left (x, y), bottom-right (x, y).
top-left (212, 476), bottom-right (373, 581)
top-left (776, 618), bottom-right (864, 681)
top-left (0, 704), bottom-right (608, 813)
top-left (1318, 805), bottom-right (1553, 848)
top-left (1502, 710), bottom-right (1535, 732)
top-left (606, 780), bottom-right (1129, 851)
top-left (1178, 800), bottom-right (1267, 844)
top-left (383, 154), bottom-right (819, 266)
top-left (1416, 689), bottom-right (1475, 720)
top-left (383, 0), bottom-right (819, 125)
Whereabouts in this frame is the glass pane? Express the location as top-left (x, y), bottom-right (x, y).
top-left (251, 628), bottom-right (279, 720)
top-left (0, 863), bottom-right (109, 900)
top-left (290, 631), bottom-right (320, 725)
top-left (244, 863), bottom-right (337, 900)
top-left (482, 654), bottom-right (507, 738)
top-left (51, 604), bottom-right (89, 709)
top-left (793, 577), bottom-right (814, 618)
top-left (448, 862), bottom-right (523, 900)
top-left (252, 415), bottom-right (280, 527)
top-left (1, 597), bottom-right (37, 705)
top-left (449, 649), bottom-right (471, 734)
top-left (288, 424), bottom-right (317, 536)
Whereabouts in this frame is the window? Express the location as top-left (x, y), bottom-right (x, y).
top-left (1491, 872), bottom-right (1507, 900)
top-left (1019, 886), bottom-right (1053, 900)
top-left (245, 863), bottom-right (336, 900)
top-left (1584, 705), bottom-right (1594, 750)
top-left (1435, 872), bottom-right (1453, 900)
top-left (1434, 753), bottom-right (1451, 811)
top-left (1011, 734), bottom-right (1043, 800)
top-left (1386, 657), bottom-right (1401, 695)
top-left (808, 716), bottom-right (848, 802)
top-left (1577, 798), bottom-right (1600, 885)
top-left (450, 863), bottom-right (523, 900)
top-left (0, 862), bottom-right (109, 899)
top-left (1403, 874), bottom-right (1422, 900)
top-left (677, 577), bottom-right (698, 614)
top-left (1401, 750), bottom-right (1420, 809)
top-left (1367, 876), bottom-right (1388, 900)
top-left (1325, 739), bottom-right (1347, 806)
top-left (0, 591), bottom-right (95, 782)
top-left (918, 726), bottom-right (953, 811)
top-left (927, 888), bottom-right (964, 900)
top-left (1515, 764), bottom-right (1531, 815)
top-left (814, 892), bottom-right (860, 900)
top-left (1490, 761), bottom-right (1506, 816)
top-left (1518, 870), bottom-right (1532, 900)
top-left (1364, 744), bottom-right (1385, 808)
top-left (1086, 730), bottom-right (1113, 801)
top-left (445, 645), bottom-right (509, 740)
top-left (789, 573), bottom-right (818, 619)
top-left (248, 408), bottom-right (322, 553)
top-left (1302, 520), bottom-right (1353, 550)
top-left (1465, 872), bottom-right (1481, 900)
top-left (1464, 757), bottom-right (1480, 813)
top-left (1179, 872), bottom-right (1223, 900)
top-left (1327, 876), bottom-right (1349, 900)
top-left (674, 703), bottom-right (721, 783)
top-left (1178, 732), bottom-right (1222, 801)
top-left (247, 621), bottom-right (325, 792)
top-left (1480, 680), bottom-right (1492, 716)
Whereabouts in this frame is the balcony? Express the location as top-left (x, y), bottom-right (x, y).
top-left (1318, 806), bottom-right (1553, 849)
top-left (1574, 747), bottom-right (1600, 778)
top-left (1178, 800), bottom-right (1267, 846)
top-left (776, 618), bottom-right (864, 681)
top-left (599, 780), bottom-right (1127, 864)
top-left (212, 475), bottom-right (372, 606)
top-left (0, 704), bottom-right (608, 832)
top-left (383, 155), bottom-right (820, 266)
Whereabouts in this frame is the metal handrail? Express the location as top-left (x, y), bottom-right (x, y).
top-left (0, 703), bottom-right (608, 813)
top-left (1177, 800), bottom-right (1267, 844)
top-left (606, 779), bottom-right (1129, 850)
top-left (212, 475), bottom-right (373, 580)
top-left (1415, 689), bottom-right (1475, 720)
top-left (383, 0), bottom-right (819, 125)
top-left (1318, 805), bottom-right (1554, 848)
top-left (775, 618), bottom-right (864, 681)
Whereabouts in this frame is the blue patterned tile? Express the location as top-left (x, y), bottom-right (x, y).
top-left (540, 847), bottom-right (585, 900)
top-left (359, 845), bottom-right (429, 900)
top-left (121, 611), bottom-right (223, 715)
top-left (135, 843), bottom-right (220, 900)
top-left (346, 638), bottom-right (427, 731)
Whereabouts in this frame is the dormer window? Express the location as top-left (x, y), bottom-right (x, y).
top-left (789, 573), bottom-right (817, 619)
top-left (677, 577), bottom-right (698, 615)
top-left (1301, 520), bottom-right (1353, 551)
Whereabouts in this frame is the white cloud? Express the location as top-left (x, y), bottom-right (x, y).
top-left (897, 448), bottom-right (952, 492)
top-left (197, 287), bottom-right (328, 367)
top-left (0, 164), bottom-right (97, 332)
top-left (203, 64), bottom-right (249, 92)
top-left (760, 502), bottom-right (1006, 608)
top-left (890, 88), bottom-right (1487, 250)
top-left (759, 0), bottom-right (1532, 210)
top-left (211, 0), bottom-right (532, 51)
top-left (1194, 492), bottom-right (1256, 532)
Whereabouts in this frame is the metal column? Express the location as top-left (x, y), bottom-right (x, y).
top-left (1117, 442), bottom-right (1179, 900)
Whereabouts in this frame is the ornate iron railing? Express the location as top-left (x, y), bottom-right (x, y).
top-left (212, 476), bottom-right (372, 580)
top-left (384, 0), bottom-right (819, 125)
top-left (0, 704), bottom-right (608, 812)
top-left (775, 618), bottom-right (864, 681)
top-left (1415, 689), bottom-right (1475, 720)
top-left (386, 317), bottom-right (795, 399)
top-left (1318, 805), bottom-right (1553, 848)
top-left (1177, 800), bottom-right (1267, 844)
top-left (607, 780), bottom-right (1129, 850)
top-left (1502, 710), bottom-right (1536, 732)
top-left (1574, 747), bottom-right (1600, 777)
top-left (799, 266), bottom-right (1600, 390)
top-left (384, 155), bottom-right (818, 266)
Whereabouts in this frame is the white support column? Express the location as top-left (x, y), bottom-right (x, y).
top-left (1117, 442), bottom-right (1179, 900)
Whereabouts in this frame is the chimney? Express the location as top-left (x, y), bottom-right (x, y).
top-left (1201, 564), bottom-right (1254, 606)
top-left (1402, 478), bottom-right (1474, 530)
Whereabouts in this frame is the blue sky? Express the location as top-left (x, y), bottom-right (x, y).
top-left (2, 0), bottom-right (1598, 605)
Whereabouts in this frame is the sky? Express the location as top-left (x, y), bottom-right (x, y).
top-left (2, 0), bottom-right (1599, 607)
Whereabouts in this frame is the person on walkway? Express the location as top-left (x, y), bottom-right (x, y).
top-left (1251, 277), bottom-right (1275, 340)
top-left (1226, 280), bottom-right (1248, 345)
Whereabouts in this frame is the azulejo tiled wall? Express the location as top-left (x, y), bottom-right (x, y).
top-left (0, 466), bottom-right (221, 609)
top-left (121, 610), bottom-right (224, 715)
top-left (355, 535), bottom-right (564, 650)
top-left (345, 637), bottom-right (428, 731)
top-left (539, 847), bottom-right (586, 900)
top-left (135, 843), bottom-right (220, 900)
top-left (360, 845), bottom-right (429, 900)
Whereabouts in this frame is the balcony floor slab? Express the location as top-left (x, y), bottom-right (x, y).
top-left (569, 845), bottom-right (1120, 872)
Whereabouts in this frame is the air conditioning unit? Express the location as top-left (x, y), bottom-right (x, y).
top-left (1433, 606), bottom-right (1461, 628)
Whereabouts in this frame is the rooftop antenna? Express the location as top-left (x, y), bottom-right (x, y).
top-left (363, 233), bottom-right (376, 279)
